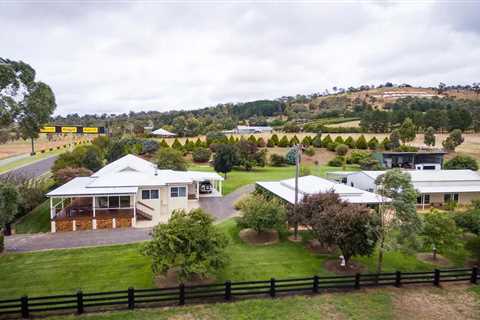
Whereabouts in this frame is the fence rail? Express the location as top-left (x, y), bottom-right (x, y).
top-left (0, 267), bottom-right (478, 319)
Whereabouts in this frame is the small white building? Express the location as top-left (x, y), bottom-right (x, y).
top-left (47, 154), bottom-right (223, 232)
top-left (235, 126), bottom-right (273, 134)
top-left (346, 170), bottom-right (480, 208)
top-left (151, 128), bottom-right (176, 137)
top-left (256, 175), bottom-right (389, 205)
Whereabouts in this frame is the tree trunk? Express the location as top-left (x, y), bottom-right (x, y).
top-left (376, 235), bottom-right (385, 275)
top-left (30, 137), bottom-right (35, 155)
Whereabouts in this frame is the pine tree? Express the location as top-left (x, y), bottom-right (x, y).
top-left (356, 135), bottom-right (368, 150)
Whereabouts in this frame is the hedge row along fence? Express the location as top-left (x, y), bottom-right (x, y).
top-left (1, 267), bottom-right (478, 319)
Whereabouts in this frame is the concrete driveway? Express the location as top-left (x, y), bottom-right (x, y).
top-left (5, 184), bottom-right (254, 253)
top-left (0, 155), bottom-right (58, 179)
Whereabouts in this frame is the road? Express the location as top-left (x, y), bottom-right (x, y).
top-left (0, 155), bottom-right (58, 179)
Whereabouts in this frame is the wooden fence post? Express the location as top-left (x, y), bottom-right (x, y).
top-left (179, 284), bottom-right (185, 305)
top-left (354, 273), bottom-right (361, 289)
top-left (433, 269), bottom-right (440, 287)
top-left (471, 267), bottom-right (478, 284)
top-left (395, 271), bottom-right (402, 287)
top-left (313, 275), bottom-right (319, 293)
top-left (225, 281), bottom-right (232, 301)
top-left (76, 290), bottom-right (84, 314)
top-left (269, 278), bottom-right (276, 298)
top-left (128, 287), bottom-right (135, 309)
top-left (20, 295), bottom-right (29, 319)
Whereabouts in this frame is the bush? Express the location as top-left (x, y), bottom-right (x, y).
top-left (155, 148), bottom-right (187, 171)
top-left (334, 136), bottom-right (344, 145)
top-left (312, 134), bottom-right (322, 148)
top-left (53, 167), bottom-right (93, 185)
top-left (395, 144), bottom-right (418, 152)
top-left (304, 146), bottom-right (315, 156)
top-left (256, 137), bottom-right (266, 148)
top-left (289, 135), bottom-right (300, 146)
top-left (453, 210), bottom-right (480, 235)
top-left (285, 148), bottom-right (298, 165)
top-left (301, 136), bottom-right (312, 146)
top-left (266, 138), bottom-right (275, 148)
top-left (359, 157), bottom-right (382, 170)
top-left (237, 195), bottom-right (287, 233)
top-left (171, 138), bottom-right (183, 150)
top-left (322, 135), bottom-right (333, 148)
top-left (444, 155), bottom-right (479, 171)
top-left (278, 135), bottom-right (290, 147)
top-left (465, 236), bottom-right (480, 262)
top-left (355, 135), bottom-right (368, 149)
top-left (348, 150), bottom-right (370, 164)
top-left (192, 147), bottom-right (212, 163)
top-left (142, 209), bottom-right (229, 281)
top-left (344, 136), bottom-right (355, 148)
top-left (270, 154), bottom-right (287, 167)
top-left (328, 156), bottom-right (345, 167)
top-left (326, 142), bottom-right (337, 152)
top-left (368, 137), bottom-right (379, 150)
top-left (335, 144), bottom-right (348, 156)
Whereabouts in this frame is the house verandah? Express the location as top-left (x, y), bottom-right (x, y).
top-left (50, 192), bottom-right (138, 232)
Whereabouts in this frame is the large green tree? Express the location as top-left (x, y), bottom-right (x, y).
top-left (374, 169), bottom-right (420, 273)
top-left (421, 211), bottom-right (460, 260)
top-left (0, 59), bottom-right (56, 153)
top-left (213, 144), bottom-right (239, 178)
top-left (155, 148), bottom-right (187, 171)
top-left (424, 127), bottom-right (436, 147)
top-left (399, 118), bottom-right (416, 144)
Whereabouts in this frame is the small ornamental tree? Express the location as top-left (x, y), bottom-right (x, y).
top-left (453, 210), bottom-right (480, 235)
top-left (270, 134), bottom-right (280, 146)
top-left (248, 135), bottom-right (257, 144)
top-left (192, 147), bottom-right (212, 163)
top-left (160, 139), bottom-right (170, 148)
top-left (344, 136), bottom-right (355, 149)
top-left (335, 144), bottom-right (348, 156)
top-left (297, 192), bottom-right (379, 267)
top-left (278, 135), bottom-right (290, 147)
top-left (290, 135), bottom-right (300, 146)
top-left (465, 237), bottom-right (480, 263)
top-left (237, 140), bottom-right (265, 171)
top-left (171, 138), bottom-right (183, 150)
top-left (285, 147), bottom-right (298, 165)
top-left (421, 210), bottom-right (461, 260)
top-left (312, 134), bottom-right (322, 148)
top-left (155, 148), bottom-right (187, 171)
top-left (444, 155), bottom-right (479, 171)
top-left (256, 137), bottom-right (266, 148)
top-left (194, 138), bottom-right (204, 148)
top-left (389, 129), bottom-right (401, 150)
top-left (270, 154), bottom-right (287, 167)
top-left (322, 135), bottom-right (333, 148)
top-left (399, 118), bottom-right (416, 144)
top-left (266, 138), bottom-right (275, 148)
top-left (355, 135), bottom-right (368, 150)
top-left (442, 129), bottom-right (464, 152)
top-left (0, 182), bottom-right (19, 247)
top-left (237, 194), bottom-right (287, 233)
top-left (375, 169), bottom-right (420, 273)
top-left (334, 136), bottom-right (344, 145)
top-left (301, 136), bottom-right (312, 146)
top-left (368, 137), bottom-right (379, 150)
top-left (142, 208), bottom-right (229, 281)
top-left (380, 137), bottom-right (391, 150)
top-left (213, 144), bottom-right (239, 178)
top-left (424, 127), bottom-right (436, 147)
top-left (304, 146), bottom-right (315, 157)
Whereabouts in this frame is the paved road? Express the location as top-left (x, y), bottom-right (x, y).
top-left (0, 155), bottom-right (58, 179)
top-left (5, 184), bottom-right (254, 252)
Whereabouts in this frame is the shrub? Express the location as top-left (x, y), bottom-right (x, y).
top-left (335, 144), bottom-right (348, 156)
top-left (348, 150), bottom-right (371, 164)
top-left (355, 135), bottom-right (368, 149)
top-left (453, 210), bottom-right (480, 235)
top-left (192, 147), bottom-right (212, 163)
top-left (270, 134), bottom-right (279, 146)
top-left (256, 137), bottom-right (266, 148)
top-left (237, 195), bottom-right (287, 233)
top-left (442, 129), bottom-right (464, 152)
top-left (326, 142), bottom-right (337, 152)
top-left (322, 135), bottom-right (333, 148)
top-left (444, 155), bottom-right (479, 171)
top-left (285, 148), bottom-right (298, 165)
top-left (155, 148), bottom-right (187, 171)
top-left (344, 136), bottom-right (355, 148)
top-left (333, 136), bottom-right (344, 145)
top-left (289, 135), bottom-right (300, 146)
top-left (142, 208), bottom-right (229, 281)
top-left (328, 156), bottom-right (345, 167)
top-left (278, 135), bottom-right (290, 147)
top-left (368, 137), bottom-right (379, 150)
top-left (465, 236), bottom-right (480, 262)
top-left (421, 210), bottom-right (461, 259)
top-left (283, 122), bottom-right (301, 133)
top-left (380, 137), bottom-right (391, 150)
top-left (160, 139), bottom-right (170, 148)
top-left (171, 138), bottom-right (183, 150)
top-left (304, 146), bottom-right (315, 157)
top-left (53, 167), bottom-right (93, 185)
top-left (311, 134), bottom-right (322, 148)
top-left (266, 138), bottom-right (275, 148)
top-left (359, 157), bottom-right (382, 170)
top-left (301, 136), bottom-right (312, 146)
top-left (270, 154), bottom-right (287, 167)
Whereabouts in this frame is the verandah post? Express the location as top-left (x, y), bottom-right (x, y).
top-left (21, 295), bottom-right (29, 319)
top-left (471, 267), bottom-right (478, 284)
top-left (76, 290), bottom-right (84, 314)
top-left (128, 287), bottom-right (135, 309)
top-left (269, 278), bottom-right (276, 298)
top-left (433, 269), bottom-right (441, 287)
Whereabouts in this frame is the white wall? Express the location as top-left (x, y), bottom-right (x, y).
top-left (346, 173), bottom-right (377, 192)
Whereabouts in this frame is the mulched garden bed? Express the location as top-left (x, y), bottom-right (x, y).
top-left (155, 269), bottom-right (216, 288)
top-left (416, 253), bottom-right (452, 267)
top-left (239, 228), bottom-right (279, 246)
top-left (324, 259), bottom-right (366, 275)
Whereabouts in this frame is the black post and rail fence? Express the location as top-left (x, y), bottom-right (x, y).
top-left (0, 267), bottom-right (478, 319)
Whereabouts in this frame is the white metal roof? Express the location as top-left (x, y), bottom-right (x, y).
top-left (257, 175), bottom-right (389, 205)
top-left (48, 154), bottom-right (223, 197)
top-left (416, 185), bottom-right (480, 193)
top-left (46, 177), bottom-right (138, 197)
top-left (350, 169), bottom-right (480, 183)
top-left (237, 125), bottom-right (272, 131)
top-left (151, 128), bottom-right (176, 136)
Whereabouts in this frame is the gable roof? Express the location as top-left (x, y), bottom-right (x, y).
top-left (354, 169), bottom-right (480, 183)
top-left (151, 128), bottom-right (176, 136)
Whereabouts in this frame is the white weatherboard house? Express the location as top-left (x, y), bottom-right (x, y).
top-left (346, 170), bottom-right (480, 208)
top-left (47, 154), bottom-right (223, 232)
top-left (256, 175), bottom-right (389, 205)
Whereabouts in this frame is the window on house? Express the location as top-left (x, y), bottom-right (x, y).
top-left (142, 190), bottom-right (159, 200)
top-left (109, 196), bottom-right (119, 208)
top-left (120, 196), bottom-right (130, 208)
top-left (417, 194), bottom-right (431, 204)
top-left (171, 186), bottom-right (186, 198)
top-left (98, 196), bottom-right (108, 208)
top-left (444, 193), bottom-right (459, 203)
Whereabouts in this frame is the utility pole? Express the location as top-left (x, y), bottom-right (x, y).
top-left (293, 143), bottom-right (301, 239)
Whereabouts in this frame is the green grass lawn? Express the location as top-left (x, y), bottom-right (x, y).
top-left (0, 149), bottom-right (64, 174)
top-left (14, 199), bottom-right (51, 234)
top-left (0, 218), bottom-right (437, 300)
top-left (189, 164), bottom-right (360, 195)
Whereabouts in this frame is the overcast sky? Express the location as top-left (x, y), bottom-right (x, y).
top-left (1, 1), bottom-right (479, 115)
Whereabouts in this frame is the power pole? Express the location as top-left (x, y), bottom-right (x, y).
top-left (294, 144), bottom-right (300, 239)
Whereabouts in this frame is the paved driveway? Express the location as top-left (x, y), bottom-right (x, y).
top-left (0, 155), bottom-right (58, 179)
top-left (5, 184), bottom-right (254, 253)
top-left (200, 184), bottom-right (254, 222)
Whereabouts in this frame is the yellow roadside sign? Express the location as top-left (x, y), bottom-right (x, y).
top-left (40, 126), bottom-right (56, 133)
top-left (61, 126), bottom-right (77, 133)
top-left (83, 127), bottom-right (99, 134)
